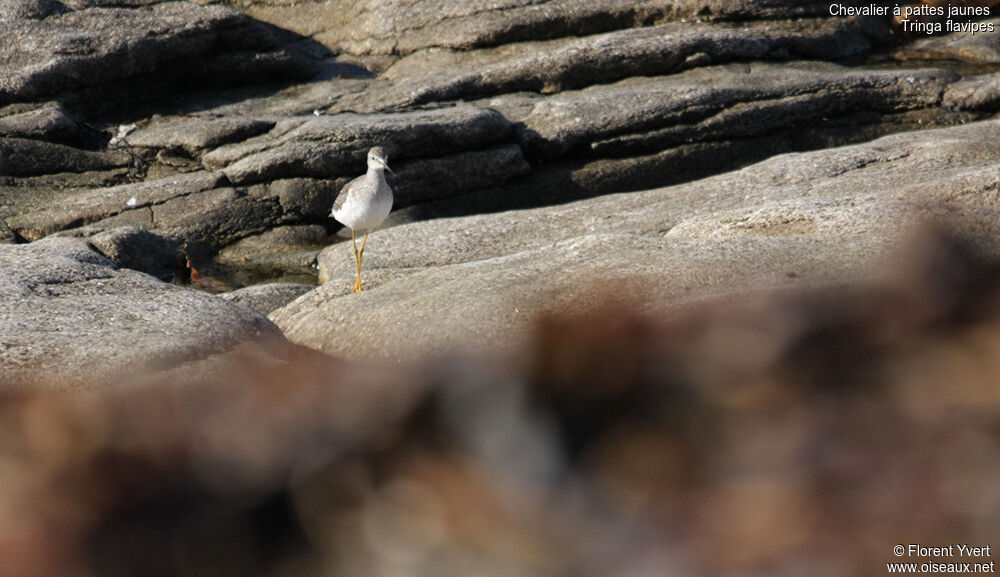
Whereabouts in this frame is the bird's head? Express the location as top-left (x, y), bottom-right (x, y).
top-left (367, 147), bottom-right (393, 174)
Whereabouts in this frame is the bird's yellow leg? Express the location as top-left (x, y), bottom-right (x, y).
top-left (351, 230), bottom-right (363, 293)
top-left (352, 233), bottom-right (370, 292)
top-left (359, 233), bottom-right (370, 263)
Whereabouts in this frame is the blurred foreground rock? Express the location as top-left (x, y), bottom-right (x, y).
top-left (2, 228), bottom-right (998, 577)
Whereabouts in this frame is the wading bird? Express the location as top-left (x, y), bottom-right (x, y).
top-left (330, 146), bottom-right (394, 293)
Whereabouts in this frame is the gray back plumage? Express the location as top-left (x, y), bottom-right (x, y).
top-left (332, 173), bottom-right (366, 214)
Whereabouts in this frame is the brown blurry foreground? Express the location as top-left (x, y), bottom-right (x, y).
top-left (3, 228), bottom-right (1000, 577)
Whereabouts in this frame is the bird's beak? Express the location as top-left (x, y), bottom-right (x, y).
top-left (380, 158), bottom-right (394, 174)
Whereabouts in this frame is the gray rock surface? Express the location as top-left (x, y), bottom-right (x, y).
top-left (88, 226), bottom-right (180, 276)
top-left (246, 0), bottom-right (881, 57)
top-left (2, 105), bottom-right (530, 252)
top-left (276, 120), bottom-right (1000, 362)
top-left (0, 236), bottom-right (285, 388)
top-left (0, 137), bottom-right (129, 177)
top-left (217, 106), bottom-right (517, 183)
top-left (280, 233), bottom-right (896, 361)
top-left (491, 62), bottom-right (956, 158)
top-left (894, 17), bottom-right (1000, 63)
top-left (0, 0), bottom-right (969, 264)
top-left (3, 0), bottom-right (1000, 385)
top-left (0, 0), bottom-right (321, 111)
top-left (127, 117), bottom-right (277, 156)
top-left (316, 119), bottom-right (1000, 285)
top-left (218, 282), bottom-right (315, 315)
top-left (5, 172), bottom-right (225, 241)
top-left (1, 57), bottom-right (958, 251)
top-left (943, 72), bottom-right (1000, 111)
top-left (390, 144), bottom-right (530, 207)
top-left (0, 103), bottom-right (92, 147)
top-left (382, 18), bottom-right (883, 107)
top-left (0, 0), bottom-right (68, 20)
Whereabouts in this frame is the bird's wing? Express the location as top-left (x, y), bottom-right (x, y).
top-left (331, 174), bottom-right (364, 215)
